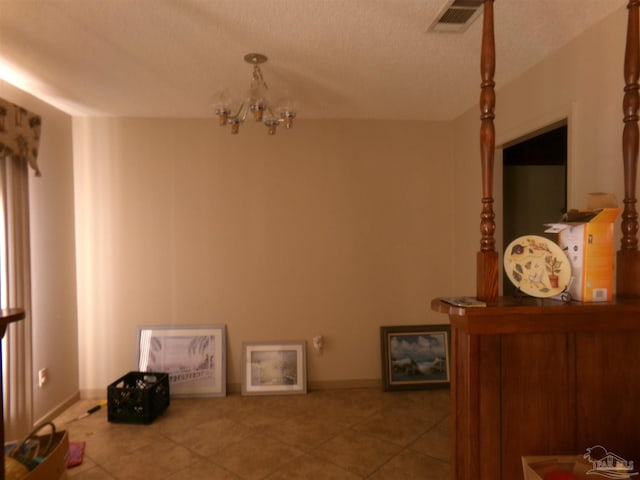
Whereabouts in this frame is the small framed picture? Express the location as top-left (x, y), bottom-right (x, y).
top-left (241, 341), bottom-right (307, 396)
top-left (380, 325), bottom-right (451, 391)
top-left (137, 325), bottom-right (226, 397)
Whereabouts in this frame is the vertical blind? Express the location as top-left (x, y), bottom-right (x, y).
top-left (0, 96), bottom-right (41, 440)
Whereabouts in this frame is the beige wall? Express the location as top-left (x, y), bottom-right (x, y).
top-left (73, 4), bottom-right (631, 396)
top-left (73, 118), bottom-right (456, 394)
top-left (1, 2), bottom-right (630, 413)
top-left (450, 5), bottom-right (628, 294)
top-left (0, 80), bottom-right (79, 423)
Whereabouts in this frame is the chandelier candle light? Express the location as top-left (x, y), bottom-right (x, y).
top-left (212, 53), bottom-right (297, 135)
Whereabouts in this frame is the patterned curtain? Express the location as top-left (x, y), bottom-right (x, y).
top-left (0, 97), bottom-right (42, 176)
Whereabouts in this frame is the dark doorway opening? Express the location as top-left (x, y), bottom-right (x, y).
top-left (502, 123), bottom-right (567, 296)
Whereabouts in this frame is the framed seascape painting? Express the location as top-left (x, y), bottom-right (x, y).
top-left (380, 325), bottom-right (451, 391)
top-left (137, 325), bottom-right (227, 397)
top-left (241, 341), bottom-right (307, 396)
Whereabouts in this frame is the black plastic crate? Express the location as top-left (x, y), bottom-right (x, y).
top-left (107, 371), bottom-right (170, 424)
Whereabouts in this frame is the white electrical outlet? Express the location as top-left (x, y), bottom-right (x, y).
top-left (312, 335), bottom-right (324, 353)
top-left (38, 368), bottom-right (48, 387)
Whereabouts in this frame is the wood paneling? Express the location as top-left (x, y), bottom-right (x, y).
top-left (434, 298), bottom-right (640, 480)
top-left (575, 331), bottom-right (640, 462)
top-left (500, 334), bottom-right (575, 479)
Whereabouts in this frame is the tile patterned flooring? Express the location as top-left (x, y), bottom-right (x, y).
top-left (56, 388), bottom-right (450, 479)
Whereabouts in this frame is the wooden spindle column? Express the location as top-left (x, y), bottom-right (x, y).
top-left (0, 309), bottom-right (26, 477)
top-left (476, 0), bottom-right (499, 302)
top-left (617, 0), bottom-right (640, 298)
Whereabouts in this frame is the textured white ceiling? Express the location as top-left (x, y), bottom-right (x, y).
top-left (0, 0), bottom-right (629, 121)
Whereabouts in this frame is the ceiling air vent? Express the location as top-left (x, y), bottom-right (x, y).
top-left (428, 0), bottom-right (484, 33)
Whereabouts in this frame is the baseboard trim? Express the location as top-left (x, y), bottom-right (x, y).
top-left (79, 388), bottom-right (107, 400)
top-left (33, 391), bottom-right (80, 427)
top-left (226, 378), bottom-right (381, 394)
top-left (308, 379), bottom-right (381, 391)
top-left (81, 379), bottom-right (382, 398)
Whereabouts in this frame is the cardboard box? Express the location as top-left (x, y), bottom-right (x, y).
top-left (545, 208), bottom-right (620, 302)
top-left (7, 430), bottom-right (70, 480)
top-left (522, 455), bottom-right (591, 480)
top-left (25, 432), bottom-right (68, 479)
top-left (522, 454), bottom-right (633, 480)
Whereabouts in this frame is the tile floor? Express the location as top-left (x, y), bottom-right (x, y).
top-left (55, 388), bottom-right (450, 480)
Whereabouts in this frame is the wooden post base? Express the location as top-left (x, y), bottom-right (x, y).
top-left (477, 250), bottom-right (499, 302)
top-left (617, 249), bottom-right (640, 297)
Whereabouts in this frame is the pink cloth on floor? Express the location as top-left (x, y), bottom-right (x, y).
top-left (67, 441), bottom-right (85, 468)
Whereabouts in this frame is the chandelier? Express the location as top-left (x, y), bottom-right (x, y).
top-left (212, 53), bottom-right (297, 135)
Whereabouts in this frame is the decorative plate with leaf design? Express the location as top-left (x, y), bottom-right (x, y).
top-left (504, 235), bottom-right (571, 298)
